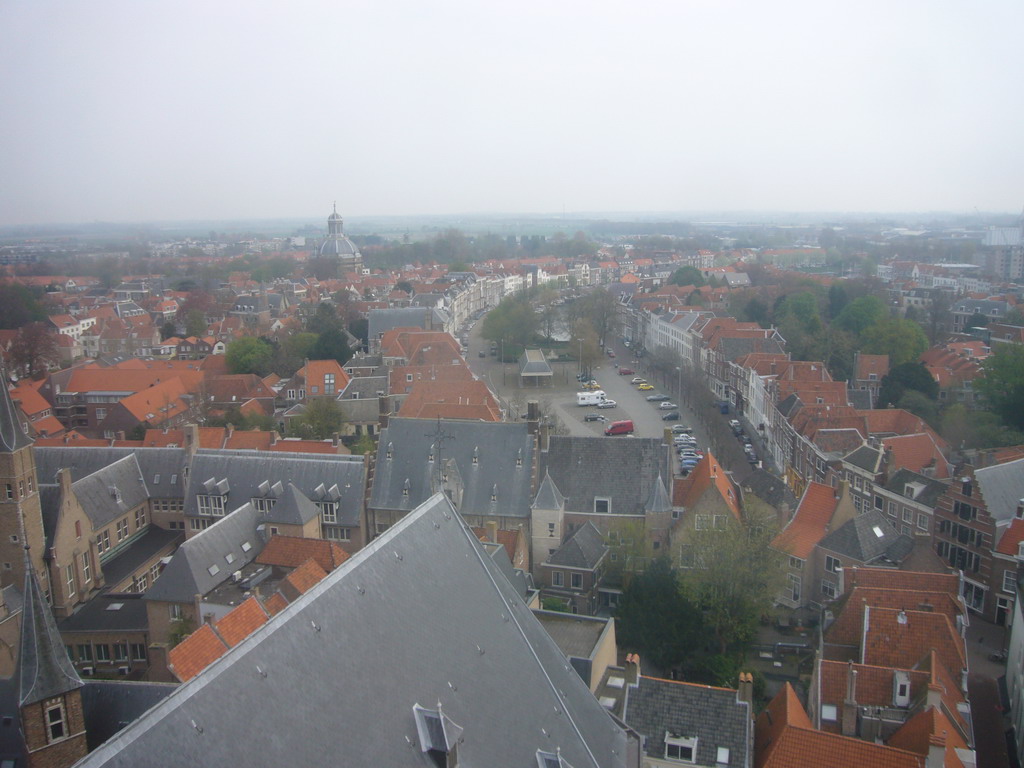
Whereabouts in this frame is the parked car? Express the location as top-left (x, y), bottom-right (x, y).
top-left (597, 400), bottom-right (617, 409)
top-left (584, 413), bottom-right (606, 422)
top-left (728, 419), bottom-right (742, 435)
top-left (478, 351), bottom-right (486, 358)
top-left (604, 420), bottom-right (634, 436)
top-left (671, 424), bottom-right (693, 434)
top-left (658, 402), bottom-right (677, 410)
top-left (619, 368), bottom-right (635, 376)
top-left (607, 350), bottom-right (616, 358)
top-left (646, 394), bottom-right (670, 401)
top-left (638, 384), bottom-right (655, 391)
top-left (662, 411), bottom-right (680, 421)
top-left (630, 377), bottom-right (646, 384)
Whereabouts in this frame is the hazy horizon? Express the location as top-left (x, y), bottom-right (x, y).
top-left (3, 1), bottom-right (1022, 227)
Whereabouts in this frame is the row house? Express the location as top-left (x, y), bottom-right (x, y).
top-left (728, 353), bottom-right (790, 471)
top-left (849, 352), bottom-right (888, 408)
top-left (950, 297), bottom-right (1013, 333)
top-left (697, 317), bottom-right (786, 403)
top-left (920, 343), bottom-right (984, 407)
top-left (48, 314), bottom-right (97, 341)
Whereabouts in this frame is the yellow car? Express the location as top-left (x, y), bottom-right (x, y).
top-left (583, 381), bottom-right (601, 390)
top-left (638, 383), bottom-right (654, 391)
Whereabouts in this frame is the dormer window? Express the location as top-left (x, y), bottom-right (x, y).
top-left (665, 733), bottom-right (697, 763)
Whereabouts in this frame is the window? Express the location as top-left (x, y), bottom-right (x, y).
top-left (1004, 570), bottom-right (1017, 594)
top-left (198, 494), bottom-right (225, 517)
top-left (787, 573), bottom-right (801, 603)
top-left (82, 552), bottom-right (91, 583)
top-left (902, 508), bottom-right (913, 523)
top-left (95, 644), bottom-right (110, 662)
top-left (113, 643), bottom-right (128, 662)
top-left (824, 555), bottom-right (841, 574)
top-left (190, 518), bottom-right (212, 531)
top-left (324, 526), bottom-right (351, 542)
top-left (552, 571), bottom-right (564, 587)
top-left (169, 604), bottom-right (183, 621)
top-left (74, 520), bottom-right (81, 539)
top-left (65, 564), bottom-right (75, 599)
top-left (4, 484), bottom-right (11, 500)
top-left (917, 513), bottom-right (928, 531)
top-left (821, 580), bottom-right (837, 599)
top-left (77, 644), bottom-right (92, 662)
top-left (713, 515), bottom-right (727, 530)
top-left (131, 643), bottom-right (147, 662)
top-left (324, 373), bottom-right (335, 394)
top-left (251, 497), bottom-right (275, 513)
top-left (821, 704), bottom-right (837, 721)
top-left (135, 507), bottom-right (146, 528)
top-left (594, 498), bottom-right (610, 514)
top-left (134, 572), bottom-right (148, 591)
top-left (716, 747), bottom-right (731, 765)
top-left (317, 501), bottom-right (338, 523)
top-left (887, 501), bottom-right (896, 517)
top-left (571, 573), bottom-right (583, 589)
top-left (665, 734), bottom-right (697, 763)
top-left (695, 514), bottom-right (710, 531)
top-left (116, 519), bottom-right (129, 542)
top-left (97, 529), bottom-right (110, 554)
top-left (95, 407), bottom-right (106, 420)
top-left (45, 700), bottom-right (66, 742)
top-left (789, 556), bottom-right (804, 570)
top-left (954, 501), bottom-right (976, 521)
top-left (548, 522), bottom-right (555, 536)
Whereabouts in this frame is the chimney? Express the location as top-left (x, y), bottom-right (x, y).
top-left (184, 422), bottom-right (200, 456)
top-left (378, 394), bottom-right (391, 429)
top-left (226, 423), bottom-right (234, 438)
top-left (625, 653), bottom-right (641, 687)
top-left (331, 432), bottom-right (339, 448)
top-left (737, 672), bottom-right (754, 710)
top-left (58, 467), bottom-right (73, 498)
top-left (526, 400), bottom-right (540, 435)
top-left (926, 732), bottom-right (946, 768)
top-left (485, 520), bottom-right (498, 544)
top-left (842, 661), bottom-right (858, 737)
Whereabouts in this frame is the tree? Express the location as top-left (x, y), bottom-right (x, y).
top-left (289, 397), bottom-right (345, 439)
top-left (225, 336), bottom-right (273, 376)
top-left (481, 294), bottom-right (537, 349)
top-left (0, 284), bottom-right (46, 329)
top-left (577, 288), bottom-right (620, 347)
top-left (615, 557), bottom-right (703, 671)
top-left (678, 509), bottom-right (783, 656)
top-left (160, 321), bottom-right (178, 340)
top-left (8, 323), bottom-right (59, 379)
top-left (184, 310), bottom-right (207, 338)
top-left (569, 319), bottom-right (601, 379)
top-left (307, 301), bottom-right (341, 335)
top-left (310, 327), bottom-right (353, 365)
top-left (896, 390), bottom-right (939, 427)
top-left (668, 266), bottom-right (706, 288)
top-left (833, 295), bottom-right (886, 336)
top-left (976, 344), bottom-right (1024, 431)
top-left (860, 317), bottom-right (928, 366)
top-left (966, 311), bottom-right (990, 331)
top-left (876, 362), bottom-right (939, 408)
top-left (394, 280), bottom-right (413, 294)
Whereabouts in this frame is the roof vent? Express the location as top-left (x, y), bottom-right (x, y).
top-left (896, 610), bottom-right (908, 625)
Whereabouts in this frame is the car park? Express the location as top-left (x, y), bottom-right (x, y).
top-left (646, 394), bottom-right (670, 401)
top-left (658, 402), bottom-right (677, 410)
top-left (584, 413), bottom-right (606, 422)
top-left (597, 400), bottom-right (617, 409)
top-left (638, 383), bottom-right (654, 391)
top-left (630, 377), bottom-right (646, 384)
top-left (662, 411), bottom-right (680, 421)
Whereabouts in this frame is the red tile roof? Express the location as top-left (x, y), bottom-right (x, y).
top-left (771, 482), bottom-right (837, 559)
top-left (263, 592), bottom-right (289, 617)
top-left (168, 624), bottom-right (228, 683)
top-left (996, 518), bottom-right (1024, 556)
top-left (257, 536), bottom-right (350, 572)
top-left (671, 451), bottom-right (741, 520)
top-left (214, 596), bottom-right (269, 648)
top-left (862, 607), bottom-right (966, 676)
top-left (881, 434), bottom-right (950, 479)
top-left (279, 557), bottom-right (329, 601)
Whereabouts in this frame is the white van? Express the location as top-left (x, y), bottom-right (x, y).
top-left (576, 391), bottom-right (606, 406)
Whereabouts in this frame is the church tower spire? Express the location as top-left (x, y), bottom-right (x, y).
top-left (0, 368), bottom-right (47, 588)
top-left (18, 546), bottom-right (87, 767)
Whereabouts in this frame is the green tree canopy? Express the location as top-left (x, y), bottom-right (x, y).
top-left (615, 557), bottom-right (702, 670)
top-left (310, 327), bottom-right (353, 365)
top-left (860, 317), bottom-right (928, 366)
top-left (833, 295), bottom-right (886, 336)
top-left (976, 344), bottom-right (1024, 431)
top-left (668, 266), bottom-right (706, 288)
top-left (289, 397), bottom-right (345, 439)
top-left (184, 309), bottom-right (207, 338)
top-left (0, 284), bottom-right (46, 329)
top-left (480, 294), bottom-right (537, 348)
top-left (577, 288), bottom-right (621, 347)
top-left (876, 362), bottom-right (939, 408)
top-left (225, 336), bottom-right (274, 376)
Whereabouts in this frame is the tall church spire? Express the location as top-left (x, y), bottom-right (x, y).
top-left (0, 367), bottom-right (33, 453)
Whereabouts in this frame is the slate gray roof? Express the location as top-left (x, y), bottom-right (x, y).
top-left (882, 469), bottom-right (948, 508)
top-left (19, 562), bottom-right (82, 707)
top-left (99, 527), bottom-right (183, 588)
top-left (0, 372), bottom-right (33, 452)
top-left (846, 389), bottom-right (874, 410)
top-left (261, 484), bottom-right (320, 526)
top-left (540, 436), bottom-right (670, 516)
top-left (975, 458), bottom-right (1024, 522)
top-left (35, 447), bottom-right (188, 500)
top-left (143, 502), bottom-right (264, 604)
top-left (844, 444), bottom-right (883, 472)
top-left (77, 494), bottom-right (631, 768)
top-left (59, 593), bottom-right (150, 633)
top-left (818, 509), bottom-right (913, 565)
top-left (81, 681), bottom-right (177, 752)
top-left (368, 307), bottom-right (434, 341)
top-left (623, 676), bottom-right (750, 768)
top-left (184, 450), bottom-right (365, 527)
top-left (520, 349), bottom-right (553, 376)
top-left (741, 469), bottom-right (799, 513)
top-left (371, 418), bottom-right (534, 519)
top-left (339, 374), bottom-right (388, 399)
top-left (533, 471), bottom-right (566, 511)
top-left (547, 522), bottom-right (607, 570)
top-left (71, 455), bottom-right (150, 529)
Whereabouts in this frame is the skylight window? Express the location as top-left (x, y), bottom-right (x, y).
top-left (872, 526), bottom-right (884, 538)
top-left (241, 541), bottom-right (252, 552)
top-left (207, 564), bottom-right (220, 576)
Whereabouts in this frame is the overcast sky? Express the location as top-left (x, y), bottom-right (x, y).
top-left (1, 1), bottom-right (1021, 226)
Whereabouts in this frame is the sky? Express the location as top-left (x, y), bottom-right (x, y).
top-left (1, 0), bottom-right (1022, 226)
